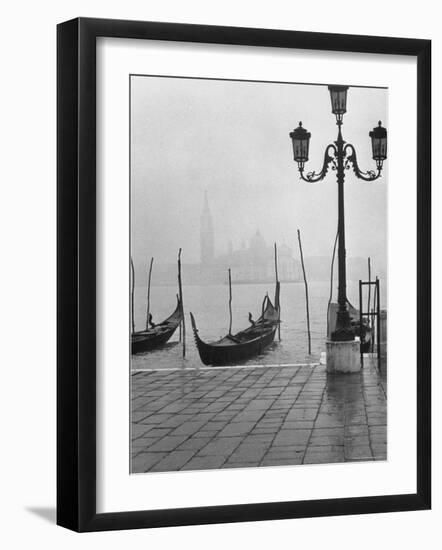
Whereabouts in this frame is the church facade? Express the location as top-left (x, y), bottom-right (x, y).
top-left (200, 193), bottom-right (301, 283)
top-left (200, 191), bottom-right (215, 266)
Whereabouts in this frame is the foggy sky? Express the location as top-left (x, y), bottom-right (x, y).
top-left (131, 76), bottom-right (387, 271)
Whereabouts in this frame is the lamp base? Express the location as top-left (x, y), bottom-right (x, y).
top-left (330, 309), bottom-right (355, 341)
top-left (326, 339), bottom-right (360, 373)
top-left (330, 327), bottom-right (355, 341)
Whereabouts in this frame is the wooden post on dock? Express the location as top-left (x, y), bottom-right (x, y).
top-left (297, 229), bottom-right (311, 355)
top-left (367, 257), bottom-right (371, 328)
top-left (228, 268), bottom-right (233, 336)
top-left (178, 248), bottom-right (186, 358)
top-left (130, 257), bottom-right (135, 333)
top-left (259, 293), bottom-right (267, 354)
top-left (326, 228), bottom-right (339, 338)
top-left (371, 281), bottom-right (377, 354)
top-left (376, 277), bottom-right (381, 370)
top-left (274, 243), bottom-right (281, 340)
top-left (145, 257), bottom-right (154, 331)
top-left (178, 292), bottom-right (182, 342)
top-left (359, 279), bottom-right (364, 365)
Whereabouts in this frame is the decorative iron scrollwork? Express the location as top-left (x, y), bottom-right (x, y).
top-left (299, 144), bottom-right (337, 183)
top-left (297, 142), bottom-right (383, 183)
top-left (343, 144), bottom-right (382, 182)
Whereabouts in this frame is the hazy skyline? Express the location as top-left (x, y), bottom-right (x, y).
top-left (131, 76), bottom-right (388, 274)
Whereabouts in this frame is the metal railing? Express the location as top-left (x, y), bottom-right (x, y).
top-left (358, 277), bottom-right (381, 369)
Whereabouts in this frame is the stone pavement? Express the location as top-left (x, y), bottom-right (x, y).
top-left (131, 362), bottom-right (387, 473)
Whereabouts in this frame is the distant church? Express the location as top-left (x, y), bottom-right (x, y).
top-left (199, 192), bottom-right (301, 283)
top-left (200, 191), bottom-right (214, 266)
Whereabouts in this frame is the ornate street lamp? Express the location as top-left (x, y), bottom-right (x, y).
top-left (369, 121), bottom-right (388, 170)
top-left (289, 122), bottom-right (311, 172)
top-left (328, 84), bottom-right (348, 123)
top-left (289, 85), bottom-right (387, 342)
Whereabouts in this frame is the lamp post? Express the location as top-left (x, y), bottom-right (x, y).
top-left (290, 85), bottom-right (387, 343)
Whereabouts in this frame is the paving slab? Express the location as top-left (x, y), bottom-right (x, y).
top-left (273, 429), bottom-right (311, 447)
top-left (150, 450), bottom-right (197, 472)
top-left (182, 455), bottom-right (226, 470)
top-left (198, 436), bottom-right (243, 456)
top-left (131, 452), bottom-right (168, 473)
top-left (131, 363), bottom-right (387, 472)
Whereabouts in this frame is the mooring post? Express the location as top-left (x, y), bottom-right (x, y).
top-left (274, 243), bottom-right (281, 341)
top-left (177, 293), bottom-right (182, 342)
top-left (367, 257), bottom-right (371, 331)
top-left (376, 277), bottom-right (381, 370)
top-left (297, 229), bottom-right (311, 355)
top-left (178, 248), bottom-right (185, 358)
top-left (326, 227), bottom-right (339, 338)
top-left (228, 268), bottom-right (233, 336)
top-left (130, 257), bottom-right (135, 333)
top-left (372, 281), bottom-right (377, 354)
top-left (259, 294), bottom-right (266, 355)
top-left (359, 279), bottom-right (363, 366)
top-left (145, 257), bottom-right (154, 330)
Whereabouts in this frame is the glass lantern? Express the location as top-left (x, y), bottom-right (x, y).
top-left (289, 122), bottom-right (311, 169)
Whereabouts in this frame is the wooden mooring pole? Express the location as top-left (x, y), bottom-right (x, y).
top-left (359, 279), bottom-right (364, 365)
top-left (326, 227), bottom-right (339, 338)
top-left (259, 293), bottom-right (266, 354)
top-left (130, 257), bottom-right (135, 333)
top-left (145, 257), bottom-right (154, 330)
top-left (274, 243), bottom-right (281, 340)
top-left (178, 248), bottom-right (186, 358)
top-left (367, 257), bottom-right (371, 327)
top-left (178, 293), bottom-right (182, 342)
top-left (228, 268), bottom-right (233, 336)
top-left (376, 277), bottom-right (381, 370)
top-left (297, 229), bottom-right (311, 355)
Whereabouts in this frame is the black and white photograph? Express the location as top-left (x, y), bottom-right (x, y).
top-left (0, 0), bottom-right (435, 543)
top-left (130, 76), bottom-right (388, 473)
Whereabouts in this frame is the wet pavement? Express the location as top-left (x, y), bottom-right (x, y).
top-left (131, 360), bottom-right (387, 473)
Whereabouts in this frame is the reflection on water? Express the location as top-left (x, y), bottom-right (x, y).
top-left (131, 281), bottom-right (386, 370)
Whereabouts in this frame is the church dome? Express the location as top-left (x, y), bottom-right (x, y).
top-left (279, 243), bottom-right (292, 257)
top-left (250, 230), bottom-right (266, 251)
top-left (249, 230), bottom-right (267, 262)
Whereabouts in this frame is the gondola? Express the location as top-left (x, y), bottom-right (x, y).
top-left (131, 249), bottom-right (186, 356)
top-left (352, 317), bottom-right (373, 353)
top-left (190, 281), bottom-right (280, 366)
top-left (131, 296), bottom-right (183, 354)
top-left (347, 301), bottom-right (373, 353)
top-left (328, 302), bottom-right (372, 352)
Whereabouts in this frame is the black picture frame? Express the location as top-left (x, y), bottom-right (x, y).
top-left (57, 17), bottom-right (431, 532)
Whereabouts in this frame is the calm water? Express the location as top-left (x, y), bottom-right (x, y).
top-left (131, 280), bottom-right (386, 370)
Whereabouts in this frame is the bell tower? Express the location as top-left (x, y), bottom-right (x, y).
top-left (200, 191), bottom-right (214, 266)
